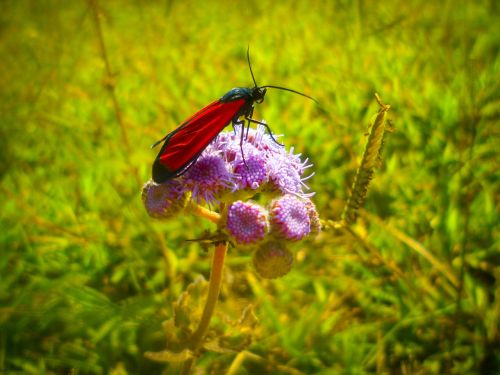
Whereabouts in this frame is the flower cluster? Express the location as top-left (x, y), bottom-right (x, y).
top-left (143, 124), bottom-right (320, 278)
top-left (226, 195), bottom-right (319, 279)
top-left (182, 123), bottom-right (315, 203)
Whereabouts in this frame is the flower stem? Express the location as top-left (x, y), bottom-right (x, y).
top-left (190, 203), bottom-right (221, 224)
top-left (180, 242), bottom-right (228, 375)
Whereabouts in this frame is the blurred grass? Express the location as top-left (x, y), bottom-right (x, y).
top-left (1, 0), bottom-right (499, 374)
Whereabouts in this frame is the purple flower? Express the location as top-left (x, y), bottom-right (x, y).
top-left (270, 194), bottom-right (311, 241)
top-left (246, 123), bottom-right (283, 153)
top-left (253, 240), bottom-right (293, 279)
top-left (211, 126), bottom-right (261, 163)
top-left (209, 124), bottom-right (314, 197)
top-left (227, 201), bottom-right (268, 245)
top-left (267, 153), bottom-right (315, 198)
top-left (233, 153), bottom-right (269, 190)
top-left (144, 123), bottom-right (319, 239)
top-left (267, 154), bottom-right (304, 195)
top-left (182, 152), bottom-right (233, 204)
top-left (142, 179), bottom-right (187, 219)
top-left (286, 146), bottom-right (313, 174)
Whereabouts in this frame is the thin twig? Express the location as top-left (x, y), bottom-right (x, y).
top-left (88, 0), bottom-right (141, 187)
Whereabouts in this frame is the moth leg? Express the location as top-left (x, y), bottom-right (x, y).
top-left (244, 116), bottom-right (284, 146)
top-left (232, 118), bottom-right (248, 168)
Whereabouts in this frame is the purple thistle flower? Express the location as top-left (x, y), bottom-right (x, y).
top-left (227, 201), bottom-right (268, 245)
top-left (253, 240), bottom-right (293, 279)
top-left (270, 194), bottom-right (311, 241)
top-left (142, 179), bottom-right (187, 219)
top-left (267, 154), bottom-right (304, 195)
top-left (220, 137), bottom-right (260, 165)
top-left (210, 124), bottom-right (314, 197)
top-left (149, 122), bottom-right (316, 218)
top-left (247, 124), bottom-right (282, 152)
top-left (183, 152), bottom-right (234, 204)
top-left (267, 153), bottom-right (315, 198)
top-left (233, 153), bottom-right (269, 190)
top-left (285, 146), bottom-right (314, 175)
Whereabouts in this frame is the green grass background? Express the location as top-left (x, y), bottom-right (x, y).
top-left (1, 0), bottom-right (498, 374)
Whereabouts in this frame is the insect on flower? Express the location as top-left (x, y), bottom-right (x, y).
top-left (152, 48), bottom-right (317, 183)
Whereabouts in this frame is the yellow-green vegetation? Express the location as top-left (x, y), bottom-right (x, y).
top-left (1, 0), bottom-right (498, 374)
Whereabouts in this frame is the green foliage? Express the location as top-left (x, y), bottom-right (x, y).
top-left (1, 0), bottom-right (498, 374)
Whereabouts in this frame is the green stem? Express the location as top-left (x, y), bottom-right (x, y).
top-left (180, 242), bottom-right (228, 375)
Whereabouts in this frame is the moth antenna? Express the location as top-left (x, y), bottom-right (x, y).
top-left (247, 45), bottom-right (259, 88)
top-left (261, 85), bottom-right (318, 104)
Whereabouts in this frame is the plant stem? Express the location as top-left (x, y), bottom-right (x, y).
top-left (190, 204), bottom-right (221, 224)
top-left (88, 0), bottom-right (141, 187)
top-left (89, 0), bottom-right (130, 151)
top-left (180, 242), bottom-right (228, 375)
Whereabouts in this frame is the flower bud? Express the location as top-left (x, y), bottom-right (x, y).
top-left (269, 195), bottom-right (311, 241)
top-left (233, 153), bottom-right (268, 190)
top-left (253, 240), bottom-right (293, 279)
top-left (142, 179), bottom-right (187, 219)
top-left (227, 201), bottom-right (268, 245)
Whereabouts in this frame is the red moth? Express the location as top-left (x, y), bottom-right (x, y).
top-left (152, 49), bottom-right (316, 183)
